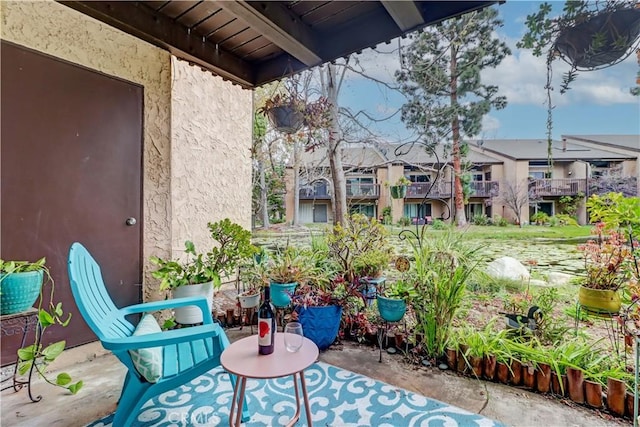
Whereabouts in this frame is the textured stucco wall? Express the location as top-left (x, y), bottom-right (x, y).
top-left (1, 0), bottom-right (172, 301)
top-left (170, 58), bottom-right (252, 255)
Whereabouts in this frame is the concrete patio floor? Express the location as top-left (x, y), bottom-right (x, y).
top-left (1, 283), bottom-right (632, 426)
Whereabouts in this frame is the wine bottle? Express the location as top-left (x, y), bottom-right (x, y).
top-left (258, 285), bottom-right (275, 355)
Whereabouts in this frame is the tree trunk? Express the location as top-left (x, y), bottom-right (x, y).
top-left (292, 141), bottom-right (301, 225)
top-left (259, 160), bottom-right (269, 228)
top-left (326, 64), bottom-right (347, 225)
top-left (450, 45), bottom-right (467, 227)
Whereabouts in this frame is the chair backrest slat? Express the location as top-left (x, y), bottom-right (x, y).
top-left (68, 243), bottom-right (134, 340)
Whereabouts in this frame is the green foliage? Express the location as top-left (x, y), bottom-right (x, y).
top-left (409, 231), bottom-right (483, 357)
top-left (327, 214), bottom-right (392, 282)
top-left (397, 217), bottom-right (411, 227)
top-left (431, 219), bottom-right (446, 230)
top-left (1, 258), bottom-right (81, 394)
top-left (383, 279), bottom-right (417, 302)
top-left (587, 193), bottom-right (640, 234)
top-left (396, 7), bottom-right (510, 143)
top-left (381, 206), bottom-right (392, 225)
top-left (493, 215), bottom-right (508, 227)
top-left (552, 214), bottom-right (579, 226)
top-left (353, 249), bottom-right (391, 278)
top-left (530, 211), bottom-right (549, 225)
top-left (151, 219), bottom-right (257, 291)
top-left (471, 214), bottom-right (490, 226)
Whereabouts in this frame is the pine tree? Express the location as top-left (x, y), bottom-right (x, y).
top-left (396, 7), bottom-right (510, 226)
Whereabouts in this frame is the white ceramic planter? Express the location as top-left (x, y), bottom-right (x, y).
top-left (172, 281), bottom-right (214, 324)
top-left (238, 292), bottom-right (260, 309)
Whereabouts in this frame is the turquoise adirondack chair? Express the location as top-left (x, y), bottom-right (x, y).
top-left (68, 242), bottom-right (248, 426)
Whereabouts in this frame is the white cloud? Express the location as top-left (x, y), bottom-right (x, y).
top-left (483, 31), bottom-right (639, 108)
top-left (481, 115), bottom-right (501, 138)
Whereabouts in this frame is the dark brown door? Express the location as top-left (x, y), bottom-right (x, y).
top-left (1, 42), bottom-right (143, 365)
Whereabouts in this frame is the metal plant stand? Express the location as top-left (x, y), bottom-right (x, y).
top-left (1, 308), bottom-right (43, 402)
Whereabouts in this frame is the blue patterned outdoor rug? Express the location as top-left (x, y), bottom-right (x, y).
top-left (88, 362), bottom-right (502, 426)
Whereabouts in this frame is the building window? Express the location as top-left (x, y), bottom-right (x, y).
top-left (409, 174), bottom-right (430, 183)
top-left (403, 203), bottom-right (432, 218)
top-left (350, 204), bottom-right (375, 218)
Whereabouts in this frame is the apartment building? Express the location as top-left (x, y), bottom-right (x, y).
top-left (284, 135), bottom-right (639, 225)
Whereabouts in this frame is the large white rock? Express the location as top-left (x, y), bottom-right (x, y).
top-left (547, 272), bottom-right (573, 286)
top-left (486, 257), bottom-right (530, 282)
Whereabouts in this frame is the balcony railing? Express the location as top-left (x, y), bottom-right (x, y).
top-left (346, 183), bottom-right (379, 198)
top-left (299, 185), bottom-right (331, 200)
top-left (529, 179), bottom-right (586, 197)
top-left (470, 181), bottom-right (500, 197)
top-left (406, 181), bottom-right (451, 198)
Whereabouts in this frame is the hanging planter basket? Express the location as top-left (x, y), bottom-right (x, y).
top-left (266, 105), bottom-right (304, 134)
top-left (390, 185), bottom-right (407, 199)
top-left (577, 285), bottom-right (621, 316)
top-left (555, 8), bottom-right (640, 69)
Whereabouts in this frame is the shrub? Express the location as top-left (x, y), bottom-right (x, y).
top-left (431, 218), bottom-right (446, 230)
top-left (397, 217), bottom-right (411, 227)
top-left (493, 215), bottom-right (508, 227)
top-left (531, 211), bottom-right (549, 225)
top-left (472, 213), bottom-right (490, 226)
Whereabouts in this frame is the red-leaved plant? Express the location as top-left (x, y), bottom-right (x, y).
top-left (578, 222), bottom-right (633, 291)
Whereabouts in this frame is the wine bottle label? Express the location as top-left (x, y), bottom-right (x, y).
top-left (258, 318), bottom-right (272, 346)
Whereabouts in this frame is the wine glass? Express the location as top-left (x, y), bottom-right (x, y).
top-left (284, 322), bottom-right (304, 352)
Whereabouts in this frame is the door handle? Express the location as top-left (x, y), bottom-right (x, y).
top-left (125, 217), bottom-right (137, 226)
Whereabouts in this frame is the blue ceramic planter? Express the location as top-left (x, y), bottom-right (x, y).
top-left (377, 295), bottom-right (406, 322)
top-left (270, 282), bottom-right (297, 308)
top-left (0, 270), bottom-right (43, 315)
top-left (297, 305), bottom-right (342, 351)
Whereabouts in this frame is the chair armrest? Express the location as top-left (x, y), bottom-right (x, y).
top-left (120, 296), bottom-right (213, 324)
top-left (102, 323), bottom-right (223, 351)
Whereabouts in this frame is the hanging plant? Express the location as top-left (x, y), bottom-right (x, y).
top-left (258, 92), bottom-right (332, 135)
top-left (517, 1), bottom-right (640, 168)
top-left (258, 93), bottom-right (305, 134)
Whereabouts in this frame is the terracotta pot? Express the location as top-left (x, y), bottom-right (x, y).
top-left (469, 355), bottom-right (483, 378)
top-left (606, 377), bottom-right (626, 417)
top-left (551, 372), bottom-right (567, 397)
top-left (446, 348), bottom-right (457, 370)
top-left (483, 354), bottom-right (497, 381)
top-left (584, 380), bottom-right (603, 408)
top-left (567, 367), bottom-right (585, 404)
top-left (510, 360), bottom-right (522, 386)
top-left (457, 345), bottom-right (469, 373)
top-left (522, 364), bottom-right (536, 389)
top-left (536, 363), bottom-right (551, 393)
top-left (496, 362), bottom-right (509, 384)
top-left (626, 391), bottom-right (635, 418)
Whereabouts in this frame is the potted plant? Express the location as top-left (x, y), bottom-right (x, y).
top-left (291, 274), bottom-right (361, 351)
top-left (1, 258), bottom-right (46, 316)
top-left (150, 219), bottom-right (256, 324)
top-left (377, 279), bottom-right (415, 323)
top-left (265, 246), bottom-right (317, 309)
top-left (576, 221), bottom-right (632, 315)
top-left (258, 92), bottom-right (331, 134)
top-left (390, 176), bottom-right (411, 199)
top-left (237, 260), bottom-right (268, 309)
top-left (0, 257), bottom-right (82, 394)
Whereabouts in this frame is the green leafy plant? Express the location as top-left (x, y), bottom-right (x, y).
top-left (383, 279), bottom-right (417, 302)
top-left (0, 258), bottom-right (82, 394)
top-left (530, 211), bottom-right (549, 225)
top-left (151, 219), bottom-right (257, 291)
top-left (353, 249), bottom-right (391, 278)
top-left (327, 214), bottom-right (392, 283)
top-left (410, 231), bottom-right (483, 358)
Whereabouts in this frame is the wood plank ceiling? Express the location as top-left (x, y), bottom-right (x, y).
top-left (59, 1), bottom-right (496, 88)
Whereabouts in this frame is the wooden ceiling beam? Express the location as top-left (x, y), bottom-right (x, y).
top-left (215, 1), bottom-right (322, 67)
top-left (59, 1), bottom-right (256, 87)
top-left (381, 1), bottom-right (425, 31)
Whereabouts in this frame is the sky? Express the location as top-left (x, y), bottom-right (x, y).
top-left (337, 1), bottom-right (640, 143)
